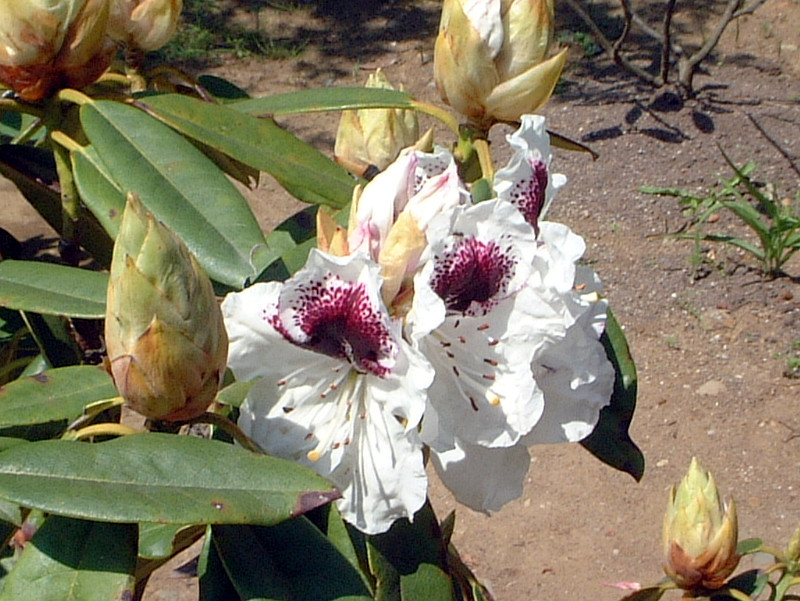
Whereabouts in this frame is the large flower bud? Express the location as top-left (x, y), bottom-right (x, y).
top-left (107, 0), bottom-right (182, 52)
top-left (663, 457), bottom-right (740, 590)
top-left (105, 194), bottom-right (228, 422)
top-left (0, 0), bottom-right (115, 101)
top-left (334, 69), bottom-right (419, 175)
top-left (433, 0), bottom-right (567, 129)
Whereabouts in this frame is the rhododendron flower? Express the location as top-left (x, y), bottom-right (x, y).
top-left (409, 200), bottom-right (567, 451)
top-left (222, 249), bottom-right (434, 534)
top-left (414, 204), bottom-right (614, 512)
top-left (348, 146), bottom-right (469, 306)
top-left (494, 114), bottom-right (566, 234)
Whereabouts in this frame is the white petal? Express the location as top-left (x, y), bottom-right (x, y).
top-left (431, 438), bottom-right (530, 513)
top-left (462, 0), bottom-right (504, 58)
top-left (523, 291), bottom-right (614, 445)
top-left (224, 250), bottom-right (434, 534)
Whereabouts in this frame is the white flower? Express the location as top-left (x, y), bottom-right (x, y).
top-left (347, 145), bottom-right (469, 307)
top-left (494, 114), bottom-right (566, 233)
top-left (409, 200), bottom-right (571, 451)
top-left (222, 249), bottom-right (434, 535)
top-left (419, 210), bottom-right (614, 513)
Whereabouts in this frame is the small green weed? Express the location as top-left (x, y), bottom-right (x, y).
top-left (557, 30), bottom-right (602, 57)
top-left (777, 340), bottom-right (800, 379)
top-left (643, 149), bottom-right (800, 278)
top-left (153, 0), bottom-right (310, 64)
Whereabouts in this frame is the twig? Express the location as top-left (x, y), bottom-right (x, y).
top-left (677, 0), bottom-right (743, 93)
top-left (561, 0), bottom-right (662, 87)
top-left (733, 0), bottom-right (768, 18)
top-left (620, 0), bottom-right (684, 55)
top-left (660, 0), bottom-right (678, 84)
top-left (745, 112), bottom-right (800, 180)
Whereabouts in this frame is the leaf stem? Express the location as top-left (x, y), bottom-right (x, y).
top-left (410, 100), bottom-right (460, 136)
top-left (69, 423), bottom-right (141, 441)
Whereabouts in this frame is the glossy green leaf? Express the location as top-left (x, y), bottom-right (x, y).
top-left (139, 94), bottom-right (356, 208)
top-left (581, 308), bottom-right (645, 481)
top-left (0, 365), bottom-right (115, 430)
top-left (367, 501), bottom-right (454, 601)
top-left (231, 86), bottom-right (414, 116)
top-left (0, 516), bottom-right (136, 601)
top-left (70, 145), bottom-right (126, 239)
top-left (213, 520), bottom-right (373, 601)
top-left (80, 100), bottom-right (268, 289)
top-left (0, 433), bottom-right (339, 525)
top-left (0, 261), bottom-right (107, 319)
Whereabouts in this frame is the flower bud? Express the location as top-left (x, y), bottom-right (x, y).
top-left (105, 194), bottom-right (228, 421)
top-left (433, 0), bottom-right (567, 129)
top-left (107, 0), bottom-right (182, 52)
top-left (334, 69), bottom-right (419, 174)
top-left (0, 0), bottom-right (115, 101)
top-left (663, 457), bottom-right (740, 590)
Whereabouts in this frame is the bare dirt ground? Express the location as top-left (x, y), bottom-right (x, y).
top-left (4, 1), bottom-right (800, 600)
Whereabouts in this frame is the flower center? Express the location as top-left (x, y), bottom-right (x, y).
top-left (430, 236), bottom-right (516, 315)
top-left (509, 158), bottom-right (548, 233)
top-left (273, 276), bottom-right (396, 376)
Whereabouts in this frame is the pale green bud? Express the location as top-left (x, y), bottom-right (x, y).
top-left (0, 0), bottom-right (114, 101)
top-left (107, 0), bottom-right (182, 52)
top-left (334, 69), bottom-right (419, 173)
top-left (663, 457), bottom-right (740, 590)
top-left (433, 0), bottom-right (566, 129)
top-left (105, 194), bottom-right (228, 422)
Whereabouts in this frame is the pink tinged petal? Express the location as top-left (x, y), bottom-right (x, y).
top-left (431, 438), bottom-right (531, 513)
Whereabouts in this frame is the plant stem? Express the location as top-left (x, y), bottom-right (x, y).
top-left (411, 100), bottom-right (460, 136)
top-left (181, 411), bottom-right (266, 454)
top-left (69, 423), bottom-right (141, 441)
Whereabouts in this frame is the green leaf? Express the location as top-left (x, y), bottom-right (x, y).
top-left (71, 144), bottom-right (126, 239)
top-left (718, 569), bottom-right (770, 600)
top-left (619, 585), bottom-right (669, 601)
top-left (138, 523), bottom-right (204, 559)
top-left (139, 94), bottom-right (356, 208)
top-left (231, 86), bottom-right (414, 116)
top-left (0, 433), bottom-right (339, 525)
top-left (213, 520), bottom-right (373, 601)
top-left (0, 365), bottom-right (115, 430)
top-left (20, 312), bottom-right (81, 370)
top-left (199, 527), bottom-right (240, 601)
top-left (216, 379), bottom-right (258, 409)
top-left (80, 100), bottom-right (268, 289)
top-left (198, 74), bottom-right (250, 101)
top-left (581, 308), bottom-right (645, 481)
top-left (0, 516), bottom-right (136, 601)
top-left (0, 261), bottom-right (107, 319)
top-left (367, 501), bottom-right (454, 601)
top-left (736, 538), bottom-right (763, 555)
